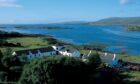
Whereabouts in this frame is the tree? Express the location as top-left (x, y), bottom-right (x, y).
top-left (0, 71), bottom-right (8, 81)
top-left (19, 56), bottom-right (87, 84)
top-left (16, 43), bottom-right (21, 47)
top-left (19, 56), bottom-right (124, 84)
top-left (3, 48), bottom-right (12, 56)
top-left (87, 52), bottom-right (101, 66)
top-left (0, 50), bottom-right (4, 71)
top-left (2, 56), bottom-right (22, 68)
top-left (1, 56), bottom-right (23, 82)
top-left (47, 38), bottom-right (58, 44)
top-left (0, 50), bottom-right (3, 57)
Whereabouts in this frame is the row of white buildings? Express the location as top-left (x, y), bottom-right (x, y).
top-left (12, 44), bottom-right (81, 59)
top-left (12, 44), bottom-right (119, 66)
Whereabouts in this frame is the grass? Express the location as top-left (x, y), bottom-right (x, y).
top-left (80, 50), bottom-right (140, 62)
top-left (0, 37), bottom-right (140, 84)
top-left (121, 71), bottom-right (140, 83)
top-left (118, 54), bottom-right (140, 63)
top-left (0, 36), bottom-right (50, 53)
top-left (80, 50), bottom-right (97, 55)
top-left (0, 82), bottom-right (16, 84)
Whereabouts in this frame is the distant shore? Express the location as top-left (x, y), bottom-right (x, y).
top-left (127, 26), bottom-right (140, 31)
top-left (15, 25), bottom-right (72, 30)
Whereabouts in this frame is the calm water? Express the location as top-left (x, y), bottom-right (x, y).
top-left (0, 24), bottom-right (140, 55)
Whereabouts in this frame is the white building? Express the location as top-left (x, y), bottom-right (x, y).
top-left (12, 44), bottom-right (81, 59)
top-left (59, 48), bottom-right (81, 57)
top-left (12, 47), bottom-right (56, 59)
top-left (100, 53), bottom-right (118, 66)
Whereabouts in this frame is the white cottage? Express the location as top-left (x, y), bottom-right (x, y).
top-left (12, 44), bottom-right (81, 59)
top-left (59, 48), bottom-right (81, 57)
top-left (52, 44), bottom-right (80, 57)
top-left (100, 53), bottom-right (118, 66)
top-left (12, 47), bottom-right (56, 59)
top-left (52, 43), bottom-right (64, 51)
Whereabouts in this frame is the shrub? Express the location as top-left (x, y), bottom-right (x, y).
top-left (0, 71), bottom-right (8, 81)
top-left (19, 56), bottom-right (87, 84)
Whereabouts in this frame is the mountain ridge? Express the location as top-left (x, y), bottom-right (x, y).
top-left (89, 17), bottom-right (140, 26)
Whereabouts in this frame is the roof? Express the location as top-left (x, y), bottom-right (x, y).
top-left (54, 43), bottom-right (64, 46)
top-left (60, 48), bottom-right (77, 53)
top-left (14, 47), bottom-right (55, 56)
top-left (99, 53), bottom-right (115, 60)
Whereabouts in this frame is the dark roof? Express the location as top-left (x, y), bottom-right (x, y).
top-left (39, 47), bottom-right (54, 53)
top-left (14, 47), bottom-right (54, 56)
top-left (55, 43), bottom-right (64, 46)
top-left (60, 48), bottom-right (76, 53)
top-left (15, 50), bottom-right (30, 56)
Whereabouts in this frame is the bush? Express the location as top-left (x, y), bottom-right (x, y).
top-left (46, 38), bottom-right (58, 44)
top-left (1, 56), bottom-right (11, 68)
top-left (19, 56), bottom-right (87, 84)
top-left (0, 71), bottom-right (8, 81)
top-left (0, 50), bottom-right (4, 70)
top-left (87, 52), bottom-right (101, 66)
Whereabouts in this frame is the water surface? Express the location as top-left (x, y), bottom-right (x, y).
top-left (0, 24), bottom-right (140, 55)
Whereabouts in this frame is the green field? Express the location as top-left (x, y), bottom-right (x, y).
top-left (1, 37), bottom-right (140, 84)
top-left (121, 71), bottom-right (140, 84)
top-left (118, 54), bottom-right (140, 63)
top-left (0, 37), bottom-right (50, 53)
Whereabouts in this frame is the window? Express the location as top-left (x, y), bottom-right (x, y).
top-left (30, 56), bottom-right (32, 59)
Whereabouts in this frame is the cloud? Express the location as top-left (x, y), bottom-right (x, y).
top-left (120, 0), bottom-right (130, 5)
top-left (0, 0), bottom-right (22, 8)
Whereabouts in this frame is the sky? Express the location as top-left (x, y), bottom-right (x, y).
top-left (0, 0), bottom-right (140, 24)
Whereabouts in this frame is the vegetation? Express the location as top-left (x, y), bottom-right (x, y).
top-left (127, 26), bottom-right (140, 31)
top-left (15, 25), bottom-right (70, 30)
top-left (42, 37), bottom-right (58, 44)
top-left (0, 30), bottom-right (140, 84)
top-left (121, 71), bottom-right (140, 84)
top-left (89, 17), bottom-right (140, 26)
top-left (0, 49), bottom-right (23, 83)
top-left (0, 30), bottom-right (57, 54)
top-left (0, 30), bottom-right (43, 38)
top-left (18, 56), bottom-right (123, 84)
top-left (0, 30), bottom-right (45, 47)
top-left (0, 48), bottom-right (125, 84)
top-left (118, 54), bottom-right (140, 63)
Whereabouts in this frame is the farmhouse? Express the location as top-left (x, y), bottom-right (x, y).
top-left (12, 47), bottom-right (56, 59)
top-left (100, 52), bottom-right (118, 66)
top-left (12, 44), bottom-right (81, 59)
top-left (59, 48), bottom-right (80, 57)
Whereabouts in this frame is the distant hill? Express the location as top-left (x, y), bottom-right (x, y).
top-left (89, 17), bottom-right (140, 26)
top-left (51, 21), bottom-right (87, 25)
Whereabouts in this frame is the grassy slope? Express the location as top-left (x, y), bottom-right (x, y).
top-left (81, 50), bottom-right (140, 83)
top-left (0, 37), bottom-right (49, 53)
top-left (80, 50), bottom-right (140, 62)
top-left (1, 38), bottom-right (140, 83)
top-left (89, 17), bottom-right (140, 26)
top-left (118, 54), bottom-right (140, 63)
top-left (121, 71), bottom-right (140, 83)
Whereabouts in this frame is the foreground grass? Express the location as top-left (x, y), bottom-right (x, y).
top-left (121, 71), bottom-right (140, 84)
top-left (80, 50), bottom-right (97, 55)
top-left (118, 54), bottom-right (140, 63)
top-left (80, 50), bottom-right (140, 62)
top-left (0, 82), bottom-right (16, 84)
top-left (0, 37), bottom-right (49, 53)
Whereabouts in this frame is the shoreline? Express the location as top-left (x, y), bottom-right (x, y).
top-left (0, 26), bottom-right (140, 56)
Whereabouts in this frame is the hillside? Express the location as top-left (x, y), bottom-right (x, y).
top-left (89, 17), bottom-right (140, 26)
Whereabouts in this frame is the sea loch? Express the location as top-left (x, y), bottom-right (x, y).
top-left (1, 24), bottom-right (140, 55)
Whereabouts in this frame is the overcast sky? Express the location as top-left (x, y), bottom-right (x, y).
top-left (0, 0), bottom-right (140, 24)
